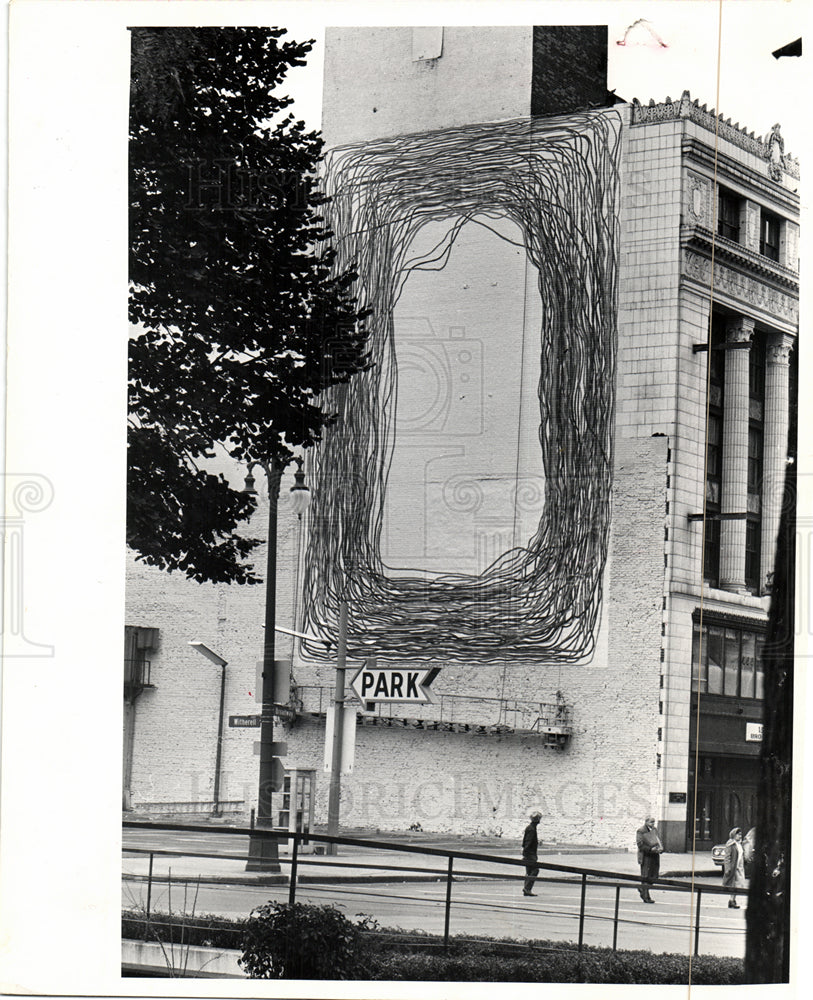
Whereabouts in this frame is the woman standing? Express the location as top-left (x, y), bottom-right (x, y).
top-left (723, 827), bottom-right (745, 908)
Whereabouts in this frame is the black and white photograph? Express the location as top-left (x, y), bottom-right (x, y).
top-left (2, 1), bottom-right (811, 995)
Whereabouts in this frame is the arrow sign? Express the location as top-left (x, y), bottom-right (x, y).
top-left (349, 664), bottom-right (440, 704)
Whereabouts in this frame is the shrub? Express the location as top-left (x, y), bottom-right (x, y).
top-left (239, 902), bottom-right (377, 980)
top-left (365, 945), bottom-right (745, 984)
top-left (121, 908), bottom-right (245, 950)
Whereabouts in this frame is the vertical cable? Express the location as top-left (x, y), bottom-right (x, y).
top-left (688, 0), bottom-right (725, 989)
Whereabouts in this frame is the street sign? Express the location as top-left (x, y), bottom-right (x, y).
top-left (253, 741), bottom-right (288, 757)
top-left (349, 665), bottom-right (440, 704)
top-left (229, 715), bottom-right (261, 728)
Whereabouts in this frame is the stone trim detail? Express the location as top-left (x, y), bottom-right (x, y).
top-left (631, 91), bottom-right (800, 180)
top-left (683, 250), bottom-right (799, 324)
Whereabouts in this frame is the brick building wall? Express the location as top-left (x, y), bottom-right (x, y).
top-left (530, 26), bottom-right (609, 117)
top-left (125, 478), bottom-right (301, 813)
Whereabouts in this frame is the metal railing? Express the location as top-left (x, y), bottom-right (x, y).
top-left (124, 658), bottom-right (152, 698)
top-left (122, 820), bottom-right (745, 957)
top-left (292, 685), bottom-right (572, 740)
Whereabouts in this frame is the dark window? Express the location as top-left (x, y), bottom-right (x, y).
top-left (692, 619), bottom-right (765, 699)
top-left (703, 518), bottom-right (721, 587)
top-left (747, 337), bottom-right (765, 592)
top-left (718, 188), bottom-right (741, 242)
top-left (704, 316), bottom-right (725, 585)
top-left (749, 338), bottom-right (765, 400)
top-left (745, 519), bottom-right (761, 591)
top-left (760, 211), bottom-right (781, 261)
top-left (748, 427), bottom-right (763, 494)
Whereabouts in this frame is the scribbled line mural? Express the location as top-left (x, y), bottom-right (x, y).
top-left (302, 111), bottom-right (621, 663)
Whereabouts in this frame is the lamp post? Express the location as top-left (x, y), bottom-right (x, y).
top-left (188, 641), bottom-right (228, 817)
top-left (245, 456), bottom-right (311, 872)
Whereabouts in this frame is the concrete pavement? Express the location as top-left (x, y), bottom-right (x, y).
top-left (122, 817), bottom-right (720, 887)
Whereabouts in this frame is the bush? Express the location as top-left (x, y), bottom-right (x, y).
top-left (239, 902), bottom-right (377, 980)
top-left (365, 943), bottom-right (744, 984)
top-left (123, 909), bottom-right (745, 984)
top-left (122, 908), bottom-right (245, 950)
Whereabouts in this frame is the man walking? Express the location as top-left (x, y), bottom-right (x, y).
top-left (636, 815), bottom-right (663, 903)
top-left (522, 810), bottom-right (542, 896)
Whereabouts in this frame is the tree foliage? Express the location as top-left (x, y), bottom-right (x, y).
top-left (128, 27), bottom-right (368, 584)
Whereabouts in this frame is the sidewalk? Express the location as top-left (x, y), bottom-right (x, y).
top-left (122, 819), bottom-right (719, 886)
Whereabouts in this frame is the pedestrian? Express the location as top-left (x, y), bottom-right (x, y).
top-left (635, 815), bottom-right (663, 903)
top-left (743, 827), bottom-right (756, 879)
top-left (723, 827), bottom-right (745, 908)
top-left (522, 810), bottom-right (542, 896)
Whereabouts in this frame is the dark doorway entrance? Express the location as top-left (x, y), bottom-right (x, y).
top-left (688, 754), bottom-right (759, 850)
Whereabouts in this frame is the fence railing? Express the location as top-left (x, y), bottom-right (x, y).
top-left (292, 685), bottom-right (572, 742)
top-left (122, 820), bottom-right (745, 957)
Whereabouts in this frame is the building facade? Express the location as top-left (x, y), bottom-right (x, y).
top-left (125, 27), bottom-right (798, 853)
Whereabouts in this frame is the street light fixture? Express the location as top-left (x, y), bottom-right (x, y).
top-left (244, 456), bottom-right (311, 871)
top-left (188, 641), bottom-right (228, 817)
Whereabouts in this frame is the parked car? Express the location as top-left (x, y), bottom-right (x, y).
top-left (711, 843), bottom-right (727, 868)
top-left (711, 828), bottom-right (756, 877)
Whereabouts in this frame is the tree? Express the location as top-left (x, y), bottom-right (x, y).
top-left (128, 27), bottom-right (368, 584)
top-left (744, 411), bottom-right (796, 982)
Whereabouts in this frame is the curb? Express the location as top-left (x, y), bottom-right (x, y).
top-left (125, 869), bottom-right (719, 887)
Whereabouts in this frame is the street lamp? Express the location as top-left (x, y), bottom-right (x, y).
top-left (188, 641), bottom-right (228, 817)
top-left (244, 456), bottom-right (311, 871)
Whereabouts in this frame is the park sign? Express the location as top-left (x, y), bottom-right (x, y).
top-left (349, 662), bottom-right (440, 704)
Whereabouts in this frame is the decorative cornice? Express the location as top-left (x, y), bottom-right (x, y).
top-left (682, 226), bottom-right (799, 292)
top-left (681, 138), bottom-right (800, 215)
top-left (682, 249), bottom-right (799, 328)
top-left (691, 607), bottom-right (768, 631)
top-left (630, 91), bottom-right (800, 181)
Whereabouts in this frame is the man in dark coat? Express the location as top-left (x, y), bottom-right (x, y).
top-left (636, 815), bottom-right (663, 903)
top-left (522, 810), bottom-right (542, 896)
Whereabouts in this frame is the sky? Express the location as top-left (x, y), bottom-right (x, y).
top-left (278, 1), bottom-right (808, 157)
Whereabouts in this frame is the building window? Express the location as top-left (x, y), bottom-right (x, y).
top-left (745, 519), bottom-right (761, 591)
top-left (747, 426), bottom-right (763, 495)
top-left (760, 211), bottom-right (781, 261)
top-left (703, 316), bottom-right (726, 586)
top-left (692, 618), bottom-right (765, 699)
top-left (718, 188), bottom-right (741, 242)
top-left (746, 337), bottom-right (765, 592)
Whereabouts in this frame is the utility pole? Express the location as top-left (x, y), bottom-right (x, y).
top-left (246, 460), bottom-right (284, 872)
top-left (326, 600), bottom-right (349, 855)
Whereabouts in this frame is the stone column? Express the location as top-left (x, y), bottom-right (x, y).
top-left (780, 221), bottom-right (799, 272)
top-left (760, 333), bottom-right (795, 590)
top-left (719, 317), bottom-right (754, 592)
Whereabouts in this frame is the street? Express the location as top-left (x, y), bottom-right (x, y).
top-left (122, 827), bottom-right (746, 960)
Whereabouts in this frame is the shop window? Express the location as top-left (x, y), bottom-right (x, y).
top-left (692, 617), bottom-right (765, 700)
